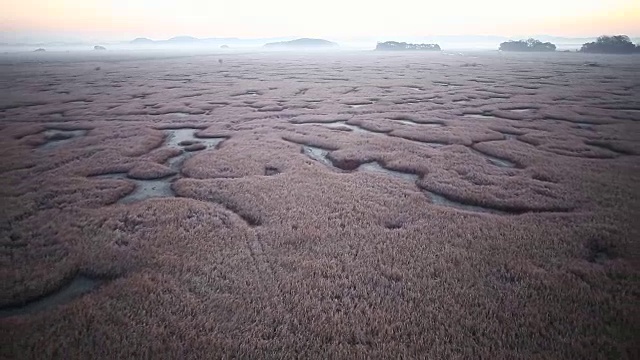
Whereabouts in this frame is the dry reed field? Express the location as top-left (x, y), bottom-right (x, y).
top-left (0, 50), bottom-right (639, 359)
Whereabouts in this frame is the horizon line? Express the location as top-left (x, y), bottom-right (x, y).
top-left (2, 33), bottom-right (640, 46)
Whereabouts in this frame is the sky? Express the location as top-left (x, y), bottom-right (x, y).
top-left (1, 0), bottom-right (639, 42)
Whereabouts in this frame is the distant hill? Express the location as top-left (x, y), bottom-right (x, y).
top-left (264, 38), bottom-right (338, 48)
top-left (375, 41), bottom-right (441, 51)
top-left (166, 36), bottom-right (200, 43)
top-left (131, 37), bottom-right (154, 44)
top-left (128, 36), bottom-right (289, 47)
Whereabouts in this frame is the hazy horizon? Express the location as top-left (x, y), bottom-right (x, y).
top-left (2, 0), bottom-right (639, 44)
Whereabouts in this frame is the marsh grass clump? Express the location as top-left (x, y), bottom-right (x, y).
top-left (328, 156), bottom-right (362, 171)
top-left (182, 143), bottom-right (206, 152)
top-left (183, 135), bottom-right (310, 179)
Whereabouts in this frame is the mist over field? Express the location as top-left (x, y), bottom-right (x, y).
top-left (1, 0), bottom-right (639, 358)
top-left (0, 34), bottom-right (626, 53)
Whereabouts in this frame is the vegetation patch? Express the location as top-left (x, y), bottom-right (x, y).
top-left (499, 38), bottom-right (556, 52)
top-left (0, 51), bottom-right (638, 359)
top-left (580, 35), bottom-right (640, 54)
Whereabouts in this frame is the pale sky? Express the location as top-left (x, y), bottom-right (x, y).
top-left (1, 0), bottom-right (639, 41)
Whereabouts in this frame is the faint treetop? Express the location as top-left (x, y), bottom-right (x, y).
top-left (580, 35), bottom-right (639, 54)
top-left (499, 39), bottom-right (556, 52)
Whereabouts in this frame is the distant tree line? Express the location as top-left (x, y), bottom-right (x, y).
top-left (499, 38), bottom-right (556, 52)
top-left (376, 41), bottom-right (441, 51)
top-left (580, 35), bottom-right (640, 54)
